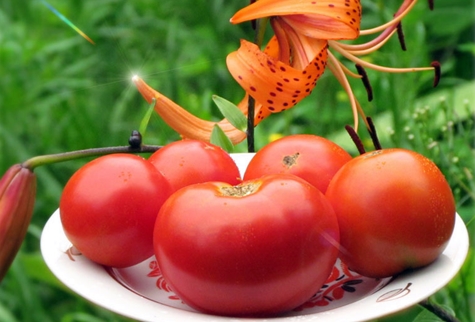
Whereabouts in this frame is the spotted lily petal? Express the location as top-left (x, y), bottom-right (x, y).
top-left (133, 76), bottom-right (271, 144)
top-left (226, 39), bottom-right (328, 114)
top-left (231, 0), bottom-right (361, 40)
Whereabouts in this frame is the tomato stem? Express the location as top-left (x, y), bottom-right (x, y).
top-left (345, 125), bottom-right (366, 155)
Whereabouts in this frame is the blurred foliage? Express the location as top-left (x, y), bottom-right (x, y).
top-left (0, 0), bottom-right (474, 321)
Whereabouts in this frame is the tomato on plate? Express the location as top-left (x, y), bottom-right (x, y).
top-left (148, 139), bottom-right (241, 192)
top-left (244, 134), bottom-right (352, 193)
top-left (325, 148), bottom-right (456, 278)
top-left (154, 174), bottom-right (340, 317)
top-left (60, 154), bottom-right (172, 268)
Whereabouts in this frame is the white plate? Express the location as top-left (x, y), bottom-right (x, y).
top-left (41, 153), bottom-right (469, 322)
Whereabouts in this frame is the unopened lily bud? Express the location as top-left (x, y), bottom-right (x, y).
top-left (0, 164), bottom-right (36, 282)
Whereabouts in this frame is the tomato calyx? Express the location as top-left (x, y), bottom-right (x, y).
top-left (363, 150), bottom-right (383, 159)
top-left (219, 181), bottom-right (261, 197)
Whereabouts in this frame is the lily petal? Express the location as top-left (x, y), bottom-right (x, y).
top-left (226, 39), bottom-right (328, 114)
top-left (133, 76), bottom-right (270, 144)
top-left (272, 17), bottom-right (328, 70)
top-left (231, 0), bottom-right (361, 40)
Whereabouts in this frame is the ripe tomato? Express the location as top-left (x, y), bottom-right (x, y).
top-left (154, 174), bottom-right (339, 317)
top-left (148, 139), bottom-right (241, 192)
top-left (60, 154), bottom-right (172, 268)
top-left (325, 148), bottom-right (456, 278)
top-left (244, 134), bottom-right (352, 193)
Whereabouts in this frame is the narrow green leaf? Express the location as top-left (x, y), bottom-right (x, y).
top-left (210, 124), bottom-right (234, 153)
top-left (0, 302), bottom-right (18, 322)
top-left (20, 252), bottom-right (70, 293)
top-left (212, 95), bottom-right (247, 131)
top-left (139, 98), bottom-right (156, 137)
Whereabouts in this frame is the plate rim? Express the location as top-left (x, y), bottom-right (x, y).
top-left (41, 210), bottom-right (468, 322)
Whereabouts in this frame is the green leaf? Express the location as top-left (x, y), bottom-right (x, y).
top-left (210, 124), bottom-right (234, 153)
top-left (212, 95), bottom-right (247, 131)
top-left (0, 303), bottom-right (18, 322)
top-left (19, 252), bottom-right (70, 292)
top-left (139, 98), bottom-right (156, 138)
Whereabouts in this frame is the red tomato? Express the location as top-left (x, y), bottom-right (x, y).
top-left (148, 139), bottom-right (241, 192)
top-left (325, 148), bottom-right (456, 278)
top-left (154, 174), bottom-right (339, 317)
top-left (244, 134), bottom-right (352, 193)
top-left (60, 154), bottom-right (172, 268)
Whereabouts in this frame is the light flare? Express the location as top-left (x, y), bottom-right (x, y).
top-left (40, 0), bottom-right (95, 45)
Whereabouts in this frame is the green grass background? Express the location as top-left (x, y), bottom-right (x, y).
top-left (0, 0), bottom-right (474, 321)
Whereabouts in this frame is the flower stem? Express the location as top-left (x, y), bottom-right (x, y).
top-left (22, 145), bottom-right (162, 170)
top-left (419, 299), bottom-right (460, 322)
top-left (247, 96), bottom-right (256, 153)
top-left (247, 17), bottom-right (269, 153)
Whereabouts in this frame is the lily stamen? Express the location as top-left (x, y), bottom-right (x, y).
top-left (334, 29), bottom-right (397, 55)
top-left (329, 40), bottom-right (438, 75)
top-left (355, 64), bottom-right (373, 102)
top-left (359, 0), bottom-right (417, 36)
top-left (396, 22), bottom-right (407, 51)
top-left (327, 52), bottom-right (362, 129)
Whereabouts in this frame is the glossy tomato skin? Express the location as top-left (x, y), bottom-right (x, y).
top-left (325, 148), bottom-right (456, 278)
top-left (60, 154), bottom-right (172, 268)
top-left (154, 174), bottom-right (340, 317)
top-left (148, 139), bottom-right (241, 192)
top-left (244, 134), bottom-right (352, 193)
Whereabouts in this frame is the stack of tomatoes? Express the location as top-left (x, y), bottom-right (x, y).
top-left (59, 135), bottom-right (456, 317)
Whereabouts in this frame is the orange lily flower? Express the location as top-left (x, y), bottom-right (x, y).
top-left (230, 0), bottom-right (439, 130)
top-left (227, 0), bottom-right (361, 126)
top-left (133, 0), bottom-right (438, 144)
top-left (132, 1), bottom-right (341, 144)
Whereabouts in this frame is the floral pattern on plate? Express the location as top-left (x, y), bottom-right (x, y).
top-left (105, 256), bottom-right (392, 315)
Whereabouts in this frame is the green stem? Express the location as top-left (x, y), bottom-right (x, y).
top-left (22, 145), bottom-right (162, 170)
top-left (419, 299), bottom-right (460, 322)
top-left (247, 17), bottom-right (269, 153)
